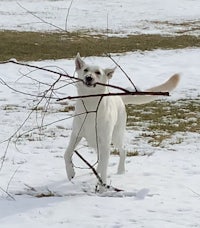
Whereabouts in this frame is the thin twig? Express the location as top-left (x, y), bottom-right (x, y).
top-left (0, 60), bottom-right (74, 80)
top-left (17, 2), bottom-right (65, 32)
top-left (6, 166), bottom-right (21, 193)
top-left (65, 0), bottom-right (74, 32)
top-left (106, 54), bottom-right (138, 91)
top-left (0, 107), bottom-right (36, 170)
top-left (74, 150), bottom-right (123, 192)
top-left (0, 186), bottom-right (15, 200)
top-left (0, 77), bottom-right (52, 99)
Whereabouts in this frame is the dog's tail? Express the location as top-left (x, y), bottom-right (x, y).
top-left (121, 74), bottom-right (180, 105)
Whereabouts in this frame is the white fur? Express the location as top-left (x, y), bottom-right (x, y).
top-left (64, 53), bottom-right (180, 190)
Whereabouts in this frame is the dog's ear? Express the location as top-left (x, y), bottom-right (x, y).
top-left (75, 53), bottom-right (85, 71)
top-left (104, 67), bottom-right (116, 79)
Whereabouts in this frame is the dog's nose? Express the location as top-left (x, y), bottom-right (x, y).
top-left (85, 76), bottom-right (93, 82)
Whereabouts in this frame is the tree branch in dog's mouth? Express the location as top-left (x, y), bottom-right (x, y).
top-left (57, 91), bottom-right (169, 101)
top-left (84, 81), bottom-right (97, 87)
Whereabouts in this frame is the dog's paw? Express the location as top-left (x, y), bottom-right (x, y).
top-left (95, 183), bottom-right (107, 194)
top-left (66, 164), bottom-right (75, 181)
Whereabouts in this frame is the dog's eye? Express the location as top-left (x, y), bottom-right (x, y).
top-left (84, 68), bottom-right (88, 73)
top-left (95, 71), bottom-right (101, 75)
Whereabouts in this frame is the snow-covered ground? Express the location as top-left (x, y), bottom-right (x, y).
top-left (0, 1), bottom-right (200, 227)
top-left (0, 0), bottom-right (200, 35)
top-left (0, 48), bottom-right (200, 228)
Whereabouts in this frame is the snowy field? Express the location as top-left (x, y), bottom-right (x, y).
top-left (0, 0), bottom-right (200, 35)
top-left (0, 1), bottom-right (200, 228)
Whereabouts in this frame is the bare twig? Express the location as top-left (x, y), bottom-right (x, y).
top-left (6, 166), bottom-right (21, 193)
top-left (17, 2), bottom-right (65, 32)
top-left (0, 77), bottom-right (50, 99)
top-left (74, 150), bottom-right (123, 192)
top-left (0, 186), bottom-right (15, 200)
top-left (0, 60), bottom-right (74, 80)
top-left (106, 54), bottom-right (138, 91)
top-left (65, 0), bottom-right (74, 32)
top-left (0, 109), bottom-right (35, 170)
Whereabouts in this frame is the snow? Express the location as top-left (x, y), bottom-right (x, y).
top-left (1, 1), bottom-right (200, 228)
top-left (0, 0), bottom-right (200, 35)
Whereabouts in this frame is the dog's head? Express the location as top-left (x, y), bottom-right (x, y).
top-left (75, 53), bottom-right (115, 94)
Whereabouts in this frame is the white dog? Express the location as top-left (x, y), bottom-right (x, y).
top-left (64, 53), bottom-right (180, 189)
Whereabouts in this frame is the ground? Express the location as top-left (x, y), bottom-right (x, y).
top-left (0, 1), bottom-right (200, 228)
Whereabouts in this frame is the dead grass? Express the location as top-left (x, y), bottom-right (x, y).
top-left (59, 105), bottom-right (75, 112)
top-left (0, 30), bottom-right (199, 61)
top-left (126, 99), bottom-right (200, 147)
top-left (151, 20), bottom-right (200, 34)
top-left (111, 149), bottom-right (139, 157)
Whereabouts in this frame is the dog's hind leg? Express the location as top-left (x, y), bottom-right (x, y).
top-left (64, 133), bottom-right (82, 181)
top-left (117, 147), bottom-right (126, 174)
top-left (112, 107), bottom-right (126, 175)
top-left (113, 138), bottom-right (126, 174)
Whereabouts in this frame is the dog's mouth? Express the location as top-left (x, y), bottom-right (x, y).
top-left (84, 81), bottom-right (96, 87)
top-left (84, 75), bottom-right (96, 87)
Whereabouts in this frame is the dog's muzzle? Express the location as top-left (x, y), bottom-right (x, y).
top-left (84, 75), bottom-right (96, 87)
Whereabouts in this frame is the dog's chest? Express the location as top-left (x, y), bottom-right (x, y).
top-left (75, 97), bottom-right (118, 148)
top-left (83, 113), bottom-right (99, 147)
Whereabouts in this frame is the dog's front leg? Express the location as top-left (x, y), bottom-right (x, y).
top-left (96, 144), bottom-right (110, 192)
top-left (64, 134), bottom-right (81, 181)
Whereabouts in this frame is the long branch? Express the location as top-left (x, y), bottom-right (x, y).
top-left (57, 91), bottom-right (169, 101)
